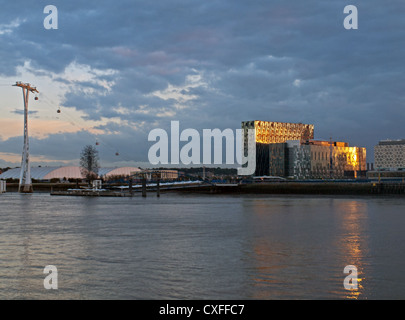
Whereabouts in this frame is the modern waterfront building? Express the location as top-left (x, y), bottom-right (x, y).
top-left (367, 139), bottom-right (405, 181)
top-left (283, 140), bottom-right (366, 179)
top-left (374, 139), bottom-right (405, 170)
top-left (242, 121), bottom-right (315, 176)
top-left (242, 120), bottom-right (366, 179)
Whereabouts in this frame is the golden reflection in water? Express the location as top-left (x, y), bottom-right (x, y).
top-left (249, 239), bottom-right (288, 300)
top-left (336, 200), bottom-right (369, 300)
top-left (246, 201), bottom-right (283, 299)
top-left (246, 199), bottom-right (370, 299)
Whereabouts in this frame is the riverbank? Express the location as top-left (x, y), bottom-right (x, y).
top-left (241, 182), bottom-right (373, 195)
top-left (5, 182), bottom-right (87, 193)
top-left (4, 181), bottom-right (405, 196)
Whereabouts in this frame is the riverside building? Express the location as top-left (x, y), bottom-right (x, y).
top-left (367, 139), bottom-right (405, 181)
top-left (242, 121), bottom-right (315, 176)
top-left (374, 139), bottom-right (405, 170)
top-left (242, 120), bottom-right (367, 179)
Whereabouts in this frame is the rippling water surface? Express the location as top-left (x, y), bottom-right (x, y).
top-left (0, 192), bottom-right (404, 299)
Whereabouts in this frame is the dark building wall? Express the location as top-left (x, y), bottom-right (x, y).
top-left (269, 143), bottom-right (288, 177)
top-left (255, 143), bottom-right (270, 176)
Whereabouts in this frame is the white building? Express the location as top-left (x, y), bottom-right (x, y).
top-left (0, 166), bottom-right (141, 181)
top-left (374, 140), bottom-right (405, 170)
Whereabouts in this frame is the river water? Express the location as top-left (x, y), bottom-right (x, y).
top-left (0, 192), bottom-right (404, 300)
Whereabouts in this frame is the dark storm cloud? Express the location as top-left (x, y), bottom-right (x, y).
top-left (1, 0), bottom-right (405, 164)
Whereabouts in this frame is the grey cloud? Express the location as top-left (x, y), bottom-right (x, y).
top-left (1, 0), bottom-right (405, 164)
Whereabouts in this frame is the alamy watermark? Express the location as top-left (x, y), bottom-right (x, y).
top-left (343, 265), bottom-right (358, 290)
top-left (43, 265), bottom-right (58, 290)
top-left (42, 5), bottom-right (359, 31)
top-left (343, 5), bottom-right (358, 30)
top-left (43, 5), bottom-right (58, 30)
top-left (148, 121), bottom-right (256, 175)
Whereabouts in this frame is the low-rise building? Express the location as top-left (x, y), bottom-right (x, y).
top-left (374, 139), bottom-right (405, 170)
top-left (269, 140), bottom-right (366, 179)
top-left (0, 166), bottom-right (142, 181)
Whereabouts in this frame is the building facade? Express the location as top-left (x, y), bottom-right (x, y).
top-left (242, 121), bottom-right (315, 176)
top-left (374, 139), bottom-right (405, 170)
top-left (288, 141), bottom-right (366, 179)
top-left (242, 120), bottom-right (366, 179)
top-left (268, 140), bottom-right (366, 179)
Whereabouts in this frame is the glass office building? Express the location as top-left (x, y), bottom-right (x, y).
top-left (287, 140), bottom-right (367, 179)
top-left (242, 121), bottom-right (314, 176)
top-left (242, 120), bottom-right (366, 179)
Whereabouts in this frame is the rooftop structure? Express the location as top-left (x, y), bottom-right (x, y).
top-left (242, 120), bottom-right (314, 144)
top-left (377, 139), bottom-right (405, 146)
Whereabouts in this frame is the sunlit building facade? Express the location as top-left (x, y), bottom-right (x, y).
top-left (242, 121), bottom-right (314, 176)
top-left (287, 140), bottom-right (367, 179)
top-left (242, 120), bottom-right (366, 179)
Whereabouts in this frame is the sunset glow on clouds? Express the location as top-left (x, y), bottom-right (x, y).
top-left (0, 1), bottom-right (404, 167)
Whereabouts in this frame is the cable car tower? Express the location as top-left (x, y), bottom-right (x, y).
top-left (13, 81), bottom-right (38, 193)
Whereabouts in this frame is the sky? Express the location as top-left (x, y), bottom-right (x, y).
top-left (0, 0), bottom-right (404, 168)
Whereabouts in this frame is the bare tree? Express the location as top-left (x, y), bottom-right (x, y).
top-left (80, 145), bottom-right (100, 185)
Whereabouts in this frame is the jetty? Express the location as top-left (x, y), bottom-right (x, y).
top-left (50, 180), bottom-right (216, 197)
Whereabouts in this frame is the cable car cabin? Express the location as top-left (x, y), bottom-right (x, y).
top-left (115, 152), bottom-right (119, 156)
top-left (34, 97), bottom-right (39, 101)
top-left (95, 142), bottom-right (100, 146)
top-left (57, 108), bottom-right (61, 113)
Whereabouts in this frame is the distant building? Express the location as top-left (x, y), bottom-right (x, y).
top-left (0, 166), bottom-right (141, 181)
top-left (374, 139), bottom-right (405, 170)
top-left (242, 120), bottom-right (366, 179)
top-left (158, 170), bottom-right (179, 180)
top-left (130, 169), bottom-right (179, 181)
top-left (368, 139), bottom-right (405, 181)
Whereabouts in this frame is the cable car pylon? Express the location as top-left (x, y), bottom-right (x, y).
top-left (13, 81), bottom-right (38, 193)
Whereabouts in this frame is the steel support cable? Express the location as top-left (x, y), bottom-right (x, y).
top-left (38, 92), bottom-right (135, 163)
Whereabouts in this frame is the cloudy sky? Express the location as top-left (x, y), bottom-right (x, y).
top-left (0, 0), bottom-right (404, 168)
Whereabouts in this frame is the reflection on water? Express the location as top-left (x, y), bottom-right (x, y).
top-left (335, 200), bottom-right (369, 299)
top-left (246, 197), bottom-right (375, 299)
top-left (0, 193), bottom-right (404, 299)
